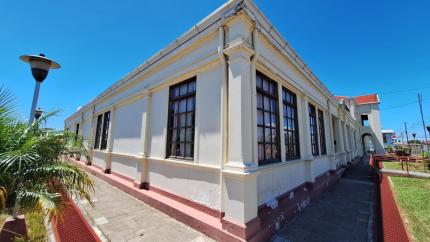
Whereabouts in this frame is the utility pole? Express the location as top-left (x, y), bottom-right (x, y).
top-left (418, 94), bottom-right (428, 143)
top-left (401, 131), bottom-right (404, 144)
top-left (404, 122), bottom-right (409, 144)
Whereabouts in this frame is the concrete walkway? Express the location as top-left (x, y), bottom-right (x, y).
top-left (381, 168), bottom-right (430, 178)
top-left (271, 157), bottom-right (376, 242)
top-left (75, 174), bottom-right (214, 242)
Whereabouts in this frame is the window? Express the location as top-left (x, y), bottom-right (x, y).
top-left (361, 115), bottom-right (369, 126)
top-left (94, 114), bottom-right (103, 149)
top-left (318, 110), bottom-right (326, 155)
top-left (93, 111), bottom-right (110, 150)
top-left (282, 87), bottom-right (300, 160)
top-left (256, 72), bottom-right (280, 165)
top-left (309, 104), bottom-right (319, 156)
top-left (166, 78), bottom-right (196, 160)
top-left (100, 111), bottom-right (111, 150)
top-left (75, 123), bottom-right (80, 142)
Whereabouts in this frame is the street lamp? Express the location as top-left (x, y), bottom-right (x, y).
top-left (427, 126), bottom-right (430, 135)
top-left (34, 108), bottom-right (43, 120)
top-left (412, 132), bottom-right (417, 141)
top-left (20, 53), bottom-right (60, 124)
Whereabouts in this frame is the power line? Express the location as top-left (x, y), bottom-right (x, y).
top-left (380, 97), bottom-right (430, 111)
top-left (379, 86), bottom-right (430, 95)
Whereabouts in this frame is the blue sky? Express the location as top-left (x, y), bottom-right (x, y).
top-left (1, 0), bottom-right (429, 140)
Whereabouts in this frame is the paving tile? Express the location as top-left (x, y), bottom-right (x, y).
top-left (76, 174), bottom-right (214, 242)
top-left (272, 157), bottom-right (376, 242)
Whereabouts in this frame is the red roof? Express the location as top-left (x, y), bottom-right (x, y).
top-left (354, 94), bottom-right (379, 104)
top-left (335, 96), bottom-right (348, 101)
top-left (335, 94), bottom-right (379, 105)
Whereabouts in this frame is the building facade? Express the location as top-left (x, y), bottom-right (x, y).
top-left (336, 94), bottom-right (385, 154)
top-left (65, 0), bottom-right (381, 240)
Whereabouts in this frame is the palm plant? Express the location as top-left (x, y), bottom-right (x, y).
top-left (0, 86), bottom-right (94, 219)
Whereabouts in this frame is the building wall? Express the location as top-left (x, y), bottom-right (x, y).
top-left (65, 0), bottom-right (365, 226)
top-left (357, 103), bottom-right (385, 154)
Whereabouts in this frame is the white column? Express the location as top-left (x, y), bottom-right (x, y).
top-left (221, 37), bottom-right (259, 225)
top-left (140, 92), bottom-right (152, 189)
top-left (343, 121), bottom-right (350, 162)
top-left (301, 95), bottom-right (315, 182)
top-left (87, 106), bottom-right (96, 164)
top-left (301, 95), bottom-right (313, 160)
top-left (224, 40), bottom-right (255, 172)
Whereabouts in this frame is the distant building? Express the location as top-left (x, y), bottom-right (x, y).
top-left (335, 94), bottom-right (385, 154)
top-left (381, 130), bottom-right (395, 147)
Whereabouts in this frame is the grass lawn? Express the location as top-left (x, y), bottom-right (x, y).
top-left (390, 176), bottom-right (430, 242)
top-left (383, 161), bottom-right (429, 173)
top-left (0, 211), bottom-right (46, 242)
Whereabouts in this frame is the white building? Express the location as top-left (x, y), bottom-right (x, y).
top-left (65, 1), bottom-right (382, 240)
top-left (381, 129), bottom-right (395, 147)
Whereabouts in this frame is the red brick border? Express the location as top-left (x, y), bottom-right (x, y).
top-left (371, 156), bottom-right (411, 242)
top-left (52, 197), bottom-right (101, 242)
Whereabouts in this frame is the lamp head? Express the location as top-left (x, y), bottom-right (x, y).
top-left (34, 108), bottom-right (43, 120)
top-left (20, 53), bottom-right (60, 82)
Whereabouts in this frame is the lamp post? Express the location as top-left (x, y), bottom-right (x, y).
top-left (427, 126), bottom-right (430, 136)
top-left (412, 132), bottom-right (417, 141)
top-left (34, 108), bottom-right (43, 120)
top-left (19, 54), bottom-right (60, 124)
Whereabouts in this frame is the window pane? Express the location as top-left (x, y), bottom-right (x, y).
top-left (180, 128), bottom-right (186, 142)
top-left (265, 144), bottom-right (272, 159)
top-left (185, 144), bottom-right (192, 157)
top-left (257, 94), bottom-right (263, 109)
top-left (179, 84), bottom-right (187, 96)
top-left (187, 97), bottom-right (195, 112)
top-left (263, 79), bottom-right (269, 92)
top-left (171, 129), bottom-right (177, 142)
top-left (186, 113), bottom-right (193, 127)
top-left (257, 111), bottom-right (263, 125)
top-left (257, 127), bottom-right (264, 142)
top-left (187, 82), bottom-right (196, 93)
top-left (186, 128), bottom-right (193, 142)
top-left (264, 112), bottom-right (271, 126)
top-left (179, 100), bottom-right (187, 113)
top-left (180, 114), bottom-right (186, 127)
top-left (264, 96), bottom-right (269, 110)
top-left (172, 87), bottom-right (179, 98)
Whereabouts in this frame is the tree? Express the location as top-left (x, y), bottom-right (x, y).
top-left (0, 86), bottom-right (94, 219)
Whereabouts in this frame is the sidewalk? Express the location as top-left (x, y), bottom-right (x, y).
top-left (381, 168), bottom-right (430, 178)
top-left (271, 157), bottom-right (376, 242)
top-left (76, 174), bottom-right (214, 242)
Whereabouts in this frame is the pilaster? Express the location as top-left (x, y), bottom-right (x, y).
top-left (224, 38), bottom-right (256, 172)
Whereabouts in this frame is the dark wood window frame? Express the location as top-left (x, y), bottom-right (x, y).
top-left (94, 114), bottom-right (103, 149)
top-left (318, 109), bottom-right (327, 155)
top-left (282, 87), bottom-right (300, 161)
top-left (166, 77), bottom-right (196, 160)
top-left (256, 72), bottom-right (280, 166)
top-left (309, 103), bottom-right (319, 156)
top-left (100, 111), bottom-right (111, 150)
top-left (75, 123), bottom-right (80, 142)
